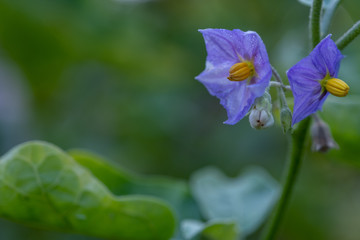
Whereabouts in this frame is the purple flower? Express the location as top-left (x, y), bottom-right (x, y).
top-left (287, 35), bottom-right (345, 125)
top-left (195, 29), bottom-right (272, 125)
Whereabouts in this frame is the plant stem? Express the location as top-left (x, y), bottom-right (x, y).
top-left (310, 0), bottom-right (323, 48)
top-left (262, 2), bottom-right (322, 236)
top-left (269, 82), bottom-right (291, 91)
top-left (271, 66), bottom-right (285, 85)
top-left (261, 117), bottom-right (311, 240)
top-left (271, 66), bottom-right (289, 104)
top-left (271, 66), bottom-right (292, 133)
top-left (336, 20), bottom-right (360, 50)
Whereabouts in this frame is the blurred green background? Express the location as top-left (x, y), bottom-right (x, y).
top-left (0, 0), bottom-right (360, 239)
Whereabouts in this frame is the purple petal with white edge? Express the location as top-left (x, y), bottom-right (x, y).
top-left (199, 29), bottom-right (241, 66)
top-left (234, 31), bottom-right (265, 62)
top-left (196, 28), bottom-right (272, 125)
top-left (311, 35), bottom-right (343, 77)
top-left (287, 35), bottom-right (343, 125)
top-left (246, 33), bottom-right (272, 89)
top-left (248, 68), bottom-right (272, 97)
top-left (221, 83), bottom-right (256, 125)
top-left (195, 62), bottom-right (237, 98)
top-left (232, 31), bottom-right (272, 95)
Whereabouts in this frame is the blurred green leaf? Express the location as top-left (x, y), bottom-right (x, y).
top-left (181, 219), bottom-right (239, 240)
top-left (200, 221), bottom-right (238, 240)
top-left (68, 150), bottom-right (133, 195)
top-left (320, 96), bottom-right (360, 166)
top-left (190, 167), bottom-right (280, 236)
top-left (69, 149), bottom-right (202, 221)
top-left (0, 141), bottom-right (175, 240)
top-left (181, 220), bottom-right (204, 239)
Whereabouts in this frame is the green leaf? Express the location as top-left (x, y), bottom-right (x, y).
top-left (190, 167), bottom-right (280, 236)
top-left (0, 141), bottom-right (176, 240)
top-left (69, 150), bottom-right (201, 221)
top-left (181, 219), bottom-right (239, 240)
top-left (200, 221), bottom-right (238, 240)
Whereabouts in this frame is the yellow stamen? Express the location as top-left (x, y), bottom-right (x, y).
top-left (227, 62), bottom-right (253, 81)
top-left (325, 78), bottom-right (349, 97)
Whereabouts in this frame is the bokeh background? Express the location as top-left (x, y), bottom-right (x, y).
top-left (0, 0), bottom-right (360, 239)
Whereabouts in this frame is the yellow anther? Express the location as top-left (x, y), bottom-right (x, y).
top-left (227, 62), bottom-right (253, 81)
top-left (325, 78), bottom-right (349, 97)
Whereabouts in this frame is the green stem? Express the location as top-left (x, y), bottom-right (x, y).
top-left (271, 66), bottom-right (288, 106)
top-left (261, 117), bottom-right (311, 240)
top-left (261, 2), bottom-right (321, 239)
top-left (310, 0), bottom-right (323, 48)
top-left (269, 81), bottom-right (291, 91)
top-left (336, 20), bottom-right (360, 50)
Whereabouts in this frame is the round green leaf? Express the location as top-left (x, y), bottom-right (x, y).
top-left (0, 141), bottom-right (176, 240)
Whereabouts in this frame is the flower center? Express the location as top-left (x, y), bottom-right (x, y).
top-left (227, 61), bottom-right (254, 81)
top-left (320, 76), bottom-right (349, 97)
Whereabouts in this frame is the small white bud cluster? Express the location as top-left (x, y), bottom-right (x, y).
top-left (249, 92), bottom-right (274, 130)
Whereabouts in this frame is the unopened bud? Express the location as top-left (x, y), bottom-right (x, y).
top-left (254, 91), bottom-right (272, 109)
top-left (280, 107), bottom-right (292, 133)
top-left (311, 115), bottom-right (339, 153)
top-left (249, 108), bottom-right (274, 129)
top-left (249, 92), bottom-right (274, 129)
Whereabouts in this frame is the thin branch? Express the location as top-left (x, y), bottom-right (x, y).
top-left (336, 21), bottom-right (360, 50)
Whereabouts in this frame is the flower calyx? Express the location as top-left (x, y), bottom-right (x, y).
top-left (227, 61), bottom-right (254, 81)
top-left (280, 107), bottom-right (292, 133)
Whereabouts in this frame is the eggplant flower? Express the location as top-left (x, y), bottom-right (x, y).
top-left (287, 35), bottom-right (349, 125)
top-left (195, 29), bottom-right (272, 125)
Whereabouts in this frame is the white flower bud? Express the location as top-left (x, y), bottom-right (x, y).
top-left (248, 91), bottom-right (274, 130)
top-left (249, 108), bottom-right (274, 129)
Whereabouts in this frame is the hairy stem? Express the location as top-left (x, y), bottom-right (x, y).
top-left (261, 117), bottom-right (311, 240)
top-left (271, 66), bottom-right (289, 105)
top-left (310, 0), bottom-right (323, 48)
top-left (261, 1), bottom-right (322, 238)
top-left (269, 82), bottom-right (291, 91)
top-left (271, 66), bottom-right (285, 85)
top-left (336, 20), bottom-right (360, 50)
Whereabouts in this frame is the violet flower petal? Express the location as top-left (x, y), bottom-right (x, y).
top-left (287, 35), bottom-right (343, 125)
top-left (196, 62), bottom-right (237, 98)
top-left (196, 29), bottom-right (272, 125)
top-left (221, 83), bottom-right (254, 125)
top-left (199, 29), bottom-right (241, 66)
top-left (311, 35), bottom-right (343, 77)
